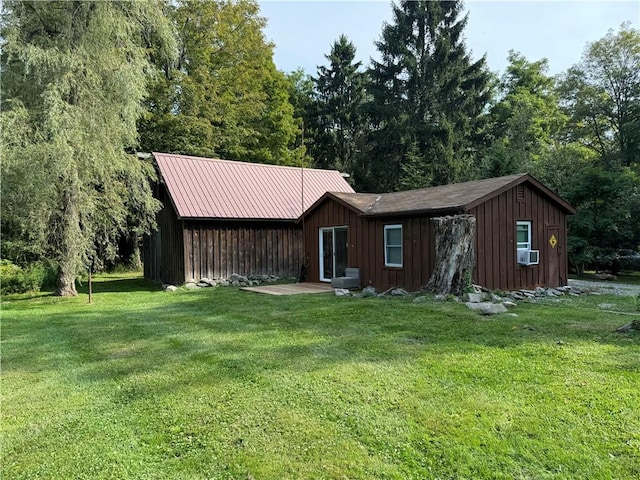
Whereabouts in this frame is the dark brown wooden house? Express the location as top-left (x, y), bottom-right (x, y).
top-left (299, 174), bottom-right (575, 291)
top-left (143, 153), bottom-right (354, 285)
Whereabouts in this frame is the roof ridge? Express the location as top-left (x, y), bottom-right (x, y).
top-left (152, 152), bottom-right (343, 174)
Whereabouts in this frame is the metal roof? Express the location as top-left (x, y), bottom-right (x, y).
top-left (153, 153), bottom-right (355, 220)
top-left (308, 174), bottom-right (575, 217)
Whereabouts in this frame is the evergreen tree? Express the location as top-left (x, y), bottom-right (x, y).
top-left (1, 0), bottom-right (175, 296)
top-left (367, 0), bottom-right (492, 191)
top-left (311, 35), bottom-right (366, 182)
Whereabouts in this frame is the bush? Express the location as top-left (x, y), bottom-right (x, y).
top-left (0, 260), bottom-right (57, 294)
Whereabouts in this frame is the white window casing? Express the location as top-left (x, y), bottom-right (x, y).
top-left (516, 221), bottom-right (539, 265)
top-left (516, 221), bottom-right (532, 250)
top-left (384, 224), bottom-right (403, 267)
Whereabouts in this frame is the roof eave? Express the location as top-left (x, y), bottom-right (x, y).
top-left (363, 206), bottom-right (465, 218)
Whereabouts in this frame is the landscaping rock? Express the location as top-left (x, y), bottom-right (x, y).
top-left (229, 273), bottom-right (248, 283)
top-left (463, 292), bottom-right (485, 303)
top-left (466, 302), bottom-right (508, 315)
top-left (434, 294), bottom-right (447, 301)
top-left (197, 282), bottom-right (210, 288)
top-left (163, 284), bottom-right (178, 292)
top-left (502, 300), bottom-right (517, 308)
top-left (334, 288), bottom-right (351, 297)
top-left (391, 288), bottom-right (410, 296)
top-left (413, 296), bottom-right (428, 303)
top-left (184, 282), bottom-right (199, 290)
top-left (362, 286), bottom-right (377, 297)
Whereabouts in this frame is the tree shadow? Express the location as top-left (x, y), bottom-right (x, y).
top-left (77, 277), bottom-right (162, 294)
top-left (3, 285), bottom-right (638, 398)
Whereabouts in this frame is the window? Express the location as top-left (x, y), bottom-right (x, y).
top-left (516, 221), bottom-right (532, 250)
top-left (384, 224), bottom-right (403, 267)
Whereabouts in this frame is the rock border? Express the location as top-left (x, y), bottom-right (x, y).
top-left (163, 273), bottom-right (291, 291)
top-left (332, 283), bottom-right (594, 316)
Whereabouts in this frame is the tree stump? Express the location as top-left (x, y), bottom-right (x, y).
top-left (425, 214), bottom-right (476, 296)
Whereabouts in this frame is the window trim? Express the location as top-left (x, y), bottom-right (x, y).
top-left (384, 224), bottom-right (403, 268)
top-left (516, 221), bottom-right (532, 250)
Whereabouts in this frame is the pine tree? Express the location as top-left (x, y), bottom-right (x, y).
top-left (367, 0), bottom-right (492, 191)
top-left (311, 35), bottom-right (366, 181)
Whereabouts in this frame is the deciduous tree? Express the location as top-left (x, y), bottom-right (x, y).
top-left (1, 0), bottom-right (175, 295)
top-left (139, 0), bottom-right (303, 165)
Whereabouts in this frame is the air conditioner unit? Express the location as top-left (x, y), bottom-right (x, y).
top-left (517, 249), bottom-right (540, 266)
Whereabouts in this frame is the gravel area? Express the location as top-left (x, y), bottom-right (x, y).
top-left (568, 278), bottom-right (640, 297)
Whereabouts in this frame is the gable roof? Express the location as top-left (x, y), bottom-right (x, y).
top-left (153, 152), bottom-right (355, 220)
top-left (301, 173), bottom-right (575, 219)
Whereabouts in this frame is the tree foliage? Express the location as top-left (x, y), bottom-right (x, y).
top-left (557, 24), bottom-right (640, 268)
top-left (138, 0), bottom-right (303, 165)
top-left (481, 51), bottom-right (565, 177)
top-left (365, 0), bottom-right (492, 191)
top-left (311, 34), bottom-right (366, 181)
top-left (1, 0), bottom-right (175, 295)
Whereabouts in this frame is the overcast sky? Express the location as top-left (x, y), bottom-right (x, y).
top-left (259, 0), bottom-right (640, 77)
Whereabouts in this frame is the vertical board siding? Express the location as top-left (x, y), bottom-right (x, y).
top-left (303, 199), bottom-right (434, 292)
top-left (470, 183), bottom-right (569, 290)
top-left (143, 185), bottom-right (185, 285)
top-left (303, 184), bottom-right (570, 293)
top-left (182, 221), bottom-right (302, 282)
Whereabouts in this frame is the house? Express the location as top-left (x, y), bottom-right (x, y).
top-left (143, 153), bottom-right (354, 285)
top-left (299, 174), bottom-right (576, 292)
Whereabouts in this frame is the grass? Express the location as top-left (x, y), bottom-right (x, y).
top-left (2, 273), bottom-right (639, 479)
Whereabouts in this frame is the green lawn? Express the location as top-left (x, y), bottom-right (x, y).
top-left (2, 273), bottom-right (639, 479)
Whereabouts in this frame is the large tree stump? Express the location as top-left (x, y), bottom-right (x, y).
top-left (425, 214), bottom-right (476, 296)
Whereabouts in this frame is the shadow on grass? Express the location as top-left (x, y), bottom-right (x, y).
top-left (77, 277), bottom-right (162, 294)
top-left (3, 283), bottom-right (639, 397)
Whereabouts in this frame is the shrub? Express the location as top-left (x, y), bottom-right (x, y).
top-left (0, 260), bottom-right (57, 294)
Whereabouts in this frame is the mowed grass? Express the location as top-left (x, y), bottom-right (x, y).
top-left (2, 273), bottom-right (639, 479)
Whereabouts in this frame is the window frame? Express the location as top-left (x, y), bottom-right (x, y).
top-left (516, 221), bottom-right (532, 250)
top-left (384, 224), bottom-right (403, 268)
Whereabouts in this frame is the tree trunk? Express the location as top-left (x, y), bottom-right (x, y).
top-left (56, 262), bottom-right (78, 297)
top-left (425, 214), bottom-right (476, 296)
top-left (54, 181), bottom-right (81, 297)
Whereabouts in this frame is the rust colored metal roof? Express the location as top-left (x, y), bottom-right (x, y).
top-left (153, 153), bottom-right (354, 220)
top-left (316, 174), bottom-right (574, 217)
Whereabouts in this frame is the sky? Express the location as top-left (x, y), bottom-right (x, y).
top-left (258, 0), bottom-right (640, 77)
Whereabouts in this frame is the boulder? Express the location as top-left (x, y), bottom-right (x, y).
top-left (362, 286), bottom-right (377, 297)
top-left (391, 288), bottom-right (410, 296)
top-left (334, 288), bottom-right (351, 297)
top-left (463, 292), bottom-right (485, 303)
top-left (184, 282), bottom-right (199, 290)
top-left (229, 273), bottom-right (248, 283)
top-left (502, 300), bottom-right (517, 308)
top-left (197, 282), bottom-right (210, 288)
top-left (466, 302), bottom-right (508, 315)
top-left (413, 296), bottom-right (429, 303)
top-left (163, 284), bottom-right (178, 292)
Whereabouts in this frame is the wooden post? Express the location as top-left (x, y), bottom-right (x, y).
top-left (426, 214), bottom-right (476, 296)
top-left (88, 267), bottom-right (92, 304)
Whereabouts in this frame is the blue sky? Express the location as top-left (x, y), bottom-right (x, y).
top-left (258, 0), bottom-right (640, 77)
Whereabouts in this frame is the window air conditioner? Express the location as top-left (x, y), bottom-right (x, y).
top-left (517, 249), bottom-right (540, 266)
